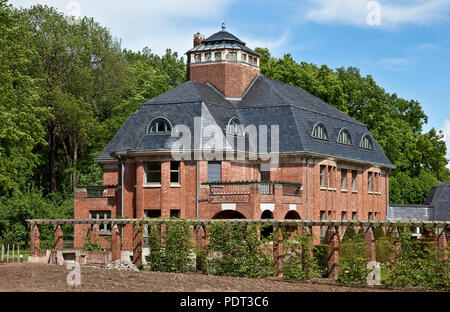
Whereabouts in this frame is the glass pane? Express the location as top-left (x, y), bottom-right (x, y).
top-left (170, 172), bottom-right (179, 183)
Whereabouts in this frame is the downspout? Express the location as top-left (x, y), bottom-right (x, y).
top-left (196, 160), bottom-right (199, 218)
top-left (120, 157), bottom-right (124, 246)
top-left (306, 158), bottom-right (310, 220)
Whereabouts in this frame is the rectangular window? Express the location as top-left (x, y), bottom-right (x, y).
top-left (374, 173), bottom-right (377, 192)
top-left (352, 170), bottom-right (357, 191)
top-left (320, 165), bottom-right (325, 187)
top-left (328, 166), bottom-right (332, 187)
top-left (352, 211), bottom-right (357, 220)
top-left (195, 53), bottom-right (201, 62)
top-left (328, 211), bottom-right (332, 220)
top-left (241, 53), bottom-right (247, 62)
top-left (368, 172), bottom-right (373, 192)
top-left (208, 161), bottom-right (222, 182)
top-left (90, 211), bottom-right (111, 233)
top-left (170, 161), bottom-right (180, 184)
top-left (341, 211), bottom-right (347, 220)
top-left (320, 210), bottom-right (326, 238)
top-left (145, 162), bottom-right (161, 184)
top-left (374, 212), bottom-right (378, 221)
top-left (341, 169), bottom-right (347, 190)
top-left (205, 53), bottom-right (211, 61)
top-left (320, 210), bottom-right (326, 220)
top-left (145, 210), bottom-right (161, 218)
top-left (215, 52), bottom-right (222, 61)
top-left (170, 209), bottom-right (180, 218)
top-left (228, 52), bottom-right (237, 61)
top-left (253, 58), bottom-right (257, 65)
top-left (368, 212), bottom-right (373, 221)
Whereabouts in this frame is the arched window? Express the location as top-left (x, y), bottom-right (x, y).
top-left (311, 123), bottom-right (328, 141)
top-left (337, 129), bottom-right (352, 145)
top-left (147, 117), bottom-right (172, 134)
top-left (227, 117), bottom-right (244, 136)
top-left (360, 134), bottom-right (373, 150)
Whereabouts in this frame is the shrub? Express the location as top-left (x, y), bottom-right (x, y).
top-left (313, 244), bottom-right (328, 277)
top-left (145, 220), bottom-right (195, 273)
top-left (205, 222), bottom-right (274, 278)
top-left (282, 228), bottom-right (319, 280)
top-left (384, 226), bottom-right (449, 291)
top-left (337, 235), bottom-right (370, 284)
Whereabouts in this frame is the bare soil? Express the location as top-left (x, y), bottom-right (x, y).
top-left (0, 262), bottom-right (415, 292)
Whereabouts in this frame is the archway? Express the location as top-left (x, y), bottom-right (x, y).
top-left (284, 210), bottom-right (301, 233)
top-left (212, 210), bottom-right (246, 219)
top-left (261, 210), bottom-right (274, 239)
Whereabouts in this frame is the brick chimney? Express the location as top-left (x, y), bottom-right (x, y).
top-left (186, 26), bottom-right (260, 99)
top-left (193, 32), bottom-right (205, 47)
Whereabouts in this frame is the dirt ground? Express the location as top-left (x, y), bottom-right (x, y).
top-left (0, 262), bottom-right (415, 292)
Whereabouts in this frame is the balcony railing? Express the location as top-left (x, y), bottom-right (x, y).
top-left (203, 181), bottom-right (302, 197)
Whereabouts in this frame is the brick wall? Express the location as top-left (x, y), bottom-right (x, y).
top-left (189, 62), bottom-right (260, 98)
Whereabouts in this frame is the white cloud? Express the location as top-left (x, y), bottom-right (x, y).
top-left (9, 0), bottom-right (236, 55)
top-left (442, 119), bottom-right (450, 169)
top-left (380, 57), bottom-right (414, 71)
top-left (304, 0), bottom-right (450, 28)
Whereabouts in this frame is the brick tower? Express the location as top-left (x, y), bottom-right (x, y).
top-left (186, 23), bottom-right (260, 99)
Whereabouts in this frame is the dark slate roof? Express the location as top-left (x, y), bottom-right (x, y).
top-left (95, 75), bottom-right (393, 169)
top-left (388, 180), bottom-right (450, 221)
top-left (187, 30), bottom-right (260, 56)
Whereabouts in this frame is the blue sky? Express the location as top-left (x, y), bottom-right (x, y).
top-left (9, 0), bottom-right (450, 167)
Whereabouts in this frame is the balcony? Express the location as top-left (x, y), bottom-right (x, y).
top-left (202, 181), bottom-right (302, 204)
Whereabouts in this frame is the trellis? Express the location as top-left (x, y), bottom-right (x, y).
top-left (27, 219), bottom-right (449, 278)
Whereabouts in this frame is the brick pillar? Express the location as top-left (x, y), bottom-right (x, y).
top-left (136, 162), bottom-right (145, 219)
top-left (274, 184), bottom-right (283, 218)
top-left (195, 224), bottom-right (207, 272)
top-left (435, 226), bottom-right (448, 262)
top-left (161, 161), bottom-right (170, 218)
top-left (30, 224), bottom-right (40, 256)
top-left (111, 224), bottom-right (121, 261)
top-left (390, 227), bottom-right (401, 263)
top-left (364, 226), bottom-right (376, 262)
top-left (133, 224), bottom-right (143, 266)
top-left (273, 226), bottom-right (284, 276)
top-left (90, 224), bottom-right (99, 245)
top-left (249, 184), bottom-right (260, 219)
top-left (53, 224), bottom-right (64, 250)
top-left (327, 226), bottom-right (339, 279)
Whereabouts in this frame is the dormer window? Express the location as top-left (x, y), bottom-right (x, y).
top-left (360, 134), bottom-right (373, 150)
top-left (205, 53), bottom-right (211, 61)
top-left (215, 52), bottom-right (222, 61)
top-left (337, 129), bottom-right (352, 145)
top-left (227, 117), bottom-right (244, 136)
top-left (147, 118), bottom-right (172, 134)
top-left (312, 123), bottom-right (329, 141)
top-left (195, 54), bottom-right (201, 62)
top-left (229, 52), bottom-right (237, 61)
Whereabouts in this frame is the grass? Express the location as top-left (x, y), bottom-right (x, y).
top-left (1, 248), bottom-right (30, 262)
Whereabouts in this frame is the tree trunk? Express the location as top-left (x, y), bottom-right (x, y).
top-left (48, 125), bottom-right (57, 194)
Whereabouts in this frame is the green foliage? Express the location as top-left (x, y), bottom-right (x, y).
top-left (384, 227), bottom-right (450, 291)
top-left (145, 220), bottom-right (195, 273)
top-left (313, 244), bottom-right (328, 277)
top-left (282, 228), bottom-right (320, 280)
top-left (337, 234), bottom-right (370, 284)
top-left (205, 222), bottom-right (274, 278)
top-left (83, 230), bottom-right (102, 251)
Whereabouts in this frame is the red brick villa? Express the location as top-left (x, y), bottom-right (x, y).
top-left (74, 26), bottom-right (394, 258)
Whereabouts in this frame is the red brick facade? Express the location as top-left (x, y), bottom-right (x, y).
top-left (74, 157), bottom-right (389, 250)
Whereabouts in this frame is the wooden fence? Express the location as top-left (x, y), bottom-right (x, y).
top-left (1, 244), bottom-right (23, 263)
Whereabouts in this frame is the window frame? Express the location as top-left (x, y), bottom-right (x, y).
top-left (215, 52), bottom-right (222, 61)
top-left (227, 117), bottom-right (244, 136)
top-left (194, 53), bottom-right (202, 63)
top-left (360, 134), bottom-right (374, 150)
top-left (205, 53), bottom-right (211, 62)
top-left (208, 161), bottom-right (222, 183)
top-left (145, 162), bottom-right (162, 186)
top-left (228, 51), bottom-right (237, 61)
top-left (147, 117), bottom-right (172, 135)
top-left (320, 165), bottom-right (326, 188)
top-left (90, 211), bottom-right (111, 234)
top-left (337, 128), bottom-right (352, 146)
top-left (351, 170), bottom-right (357, 192)
top-left (170, 161), bottom-right (180, 186)
top-left (311, 122), bottom-right (329, 141)
top-left (341, 168), bottom-right (347, 191)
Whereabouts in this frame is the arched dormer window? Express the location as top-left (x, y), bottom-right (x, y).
top-left (337, 129), bottom-right (352, 145)
top-left (227, 117), bottom-right (244, 136)
top-left (360, 134), bottom-right (373, 150)
top-left (147, 117), bottom-right (172, 134)
top-left (311, 123), bottom-right (328, 141)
